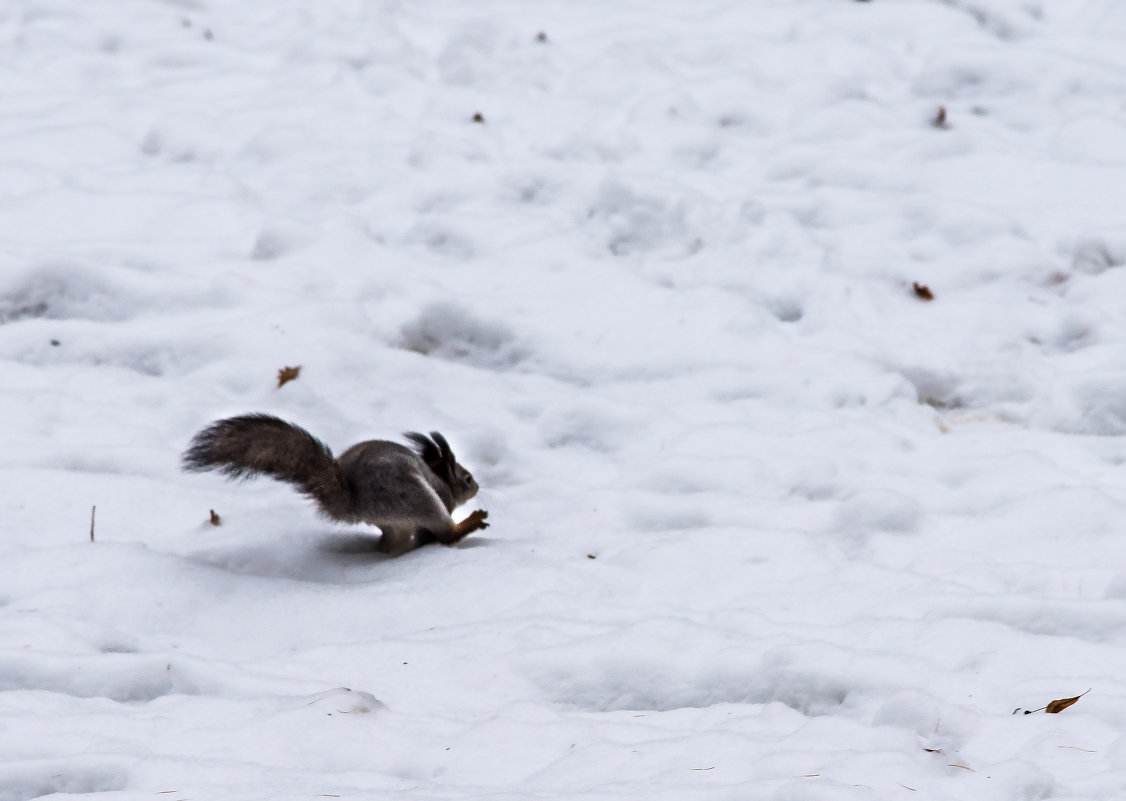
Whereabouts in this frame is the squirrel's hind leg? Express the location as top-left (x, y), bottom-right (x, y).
top-left (376, 526), bottom-right (434, 556)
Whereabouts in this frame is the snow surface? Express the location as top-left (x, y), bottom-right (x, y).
top-left (3, 0), bottom-right (1126, 799)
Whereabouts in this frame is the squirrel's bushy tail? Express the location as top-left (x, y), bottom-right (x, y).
top-left (183, 413), bottom-right (354, 521)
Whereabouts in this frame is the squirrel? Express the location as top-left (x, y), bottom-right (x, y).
top-left (182, 413), bottom-right (488, 556)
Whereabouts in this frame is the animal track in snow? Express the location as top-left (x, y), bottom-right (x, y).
top-left (534, 655), bottom-right (851, 715)
top-left (397, 302), bottom-right (529, 370)
top-left (585, 179), bottom-right (696, 259)
top-left (1071, 238), bottom-right (1125, 275)
top-left (402, 221), bottom-right (476, 260)
top-left (0, 760), bottom-right (127, 801)
top-left (0, 652), bottom-right (197, 702)
top-left (0, 266), bottom-right (133, 324)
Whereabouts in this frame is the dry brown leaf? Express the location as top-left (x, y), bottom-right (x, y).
top-left (277, 365), bottom-right (301, 388)
top-left (1047, 689), bottom-right (1090, 714)
top-left (209, 509), bottom-right (221, 526)
top-left (1047, 697), bottom-right (1081, 714)
top-left (913, 282), bottom-right (934, 301)
top-left (933, 106), bottom-right (948, 128)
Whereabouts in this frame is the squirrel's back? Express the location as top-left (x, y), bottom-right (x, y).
top-left (337, 441), bottom-right (455, 527)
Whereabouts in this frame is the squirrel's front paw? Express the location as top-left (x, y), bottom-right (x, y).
top-left (449, 509), bottom-right (489, 542)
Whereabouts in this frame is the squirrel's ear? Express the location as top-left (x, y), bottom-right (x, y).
top-left (404, 432), bottom-right (442, 469)
top-left (429, 431), bottom-right (454, 465)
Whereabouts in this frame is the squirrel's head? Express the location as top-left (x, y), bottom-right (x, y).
top-left (404, 430), bottom-right (479, 505)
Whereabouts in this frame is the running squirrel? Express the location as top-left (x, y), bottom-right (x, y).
top-left (182, 414), bottom-right (488, 555)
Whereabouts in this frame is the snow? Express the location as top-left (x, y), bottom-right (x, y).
top-left (2, 0), bottom-right (1126, 798)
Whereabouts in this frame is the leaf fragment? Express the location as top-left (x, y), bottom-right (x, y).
top-left (913, 282), bottom-right (934, 301)
top-left (277, 365), bottom-right (301, 388)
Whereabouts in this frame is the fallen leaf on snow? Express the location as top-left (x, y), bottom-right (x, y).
top-left (913, 282), bottom-right (934, 300)
top-left (277, 365), bottom-right (301, 387)
top-left (1047, 690), bottom-right (1090, 714)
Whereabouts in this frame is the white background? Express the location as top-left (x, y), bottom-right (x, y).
top-left (2, 1), bottom-right (1126, 799)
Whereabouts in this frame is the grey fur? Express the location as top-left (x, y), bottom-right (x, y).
top-left (183, 414), bottom-right (486, 555)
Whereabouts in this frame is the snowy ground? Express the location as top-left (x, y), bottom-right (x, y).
top-left (3, 0), bottom-right (1126, 798)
